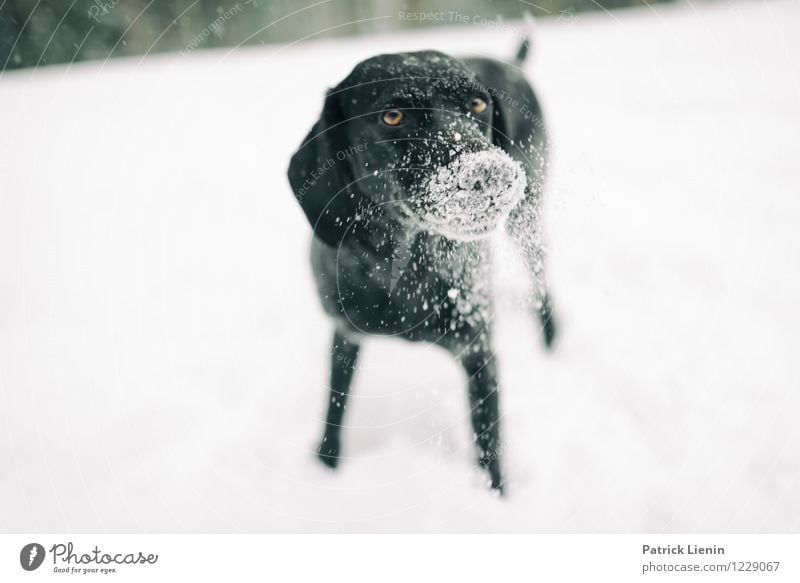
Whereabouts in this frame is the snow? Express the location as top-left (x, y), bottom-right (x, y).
top-left (420, 149), bottom-right (525, 240)
top-left (1, 0), bottom-right (799, 532)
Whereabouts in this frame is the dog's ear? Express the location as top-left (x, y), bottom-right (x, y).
top-left (486, 81), bottom-right (548, 184)
top-left (287, 87), bottom-right (360, 247)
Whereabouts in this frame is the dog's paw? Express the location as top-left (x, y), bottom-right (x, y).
top-left (540, 310), bottom-right (557, 349)
top-left (537, 296), bottom-right (558, 350)
top-left (488, 478), bottom-right (505, 497)
top-left (478, 455), bottom-right (506, 497)
top-left (315, 439), bottom-right (341, 470)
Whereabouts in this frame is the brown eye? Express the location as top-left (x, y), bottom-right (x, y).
top-left (382, 109), bottom-right (404, 126)
top-left (469, 97), bottom-right (488, 114)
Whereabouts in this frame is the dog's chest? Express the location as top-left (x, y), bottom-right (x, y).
top-left (334, 235), bottom-right (494, 342)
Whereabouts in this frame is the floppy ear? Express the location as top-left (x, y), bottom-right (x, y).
top-left (287, 88), bottom-right (361, 247)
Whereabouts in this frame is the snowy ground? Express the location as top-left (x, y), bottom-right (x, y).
top-left (1, 0), bottom-right (799, 532)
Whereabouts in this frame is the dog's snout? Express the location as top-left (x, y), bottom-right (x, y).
top-left (456, 151), bottom-right (522, 200)
top-left (415, 149), bottom-right (527, 240)
top-left (460, 176), bottom-right (486, 194)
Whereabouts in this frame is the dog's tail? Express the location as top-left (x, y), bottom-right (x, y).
top-left (513, 12), bottom-right (535, 66)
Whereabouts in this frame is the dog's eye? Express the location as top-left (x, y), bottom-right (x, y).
top-left (469, 97), bottom-right (488, 114)
top-left (382, 110), bottom-right (404, 126)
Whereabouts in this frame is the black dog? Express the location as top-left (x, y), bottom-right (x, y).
top-left (287, 38), bottom-right (556, 494)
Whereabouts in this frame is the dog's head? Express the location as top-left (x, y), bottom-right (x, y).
top-left (288, 51), bottom-right (527, 246)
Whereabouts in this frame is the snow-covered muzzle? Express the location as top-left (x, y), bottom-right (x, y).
top-left (403, 149), bottom-right (526, 240)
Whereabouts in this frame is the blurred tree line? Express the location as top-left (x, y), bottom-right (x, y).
top-left (0, 0), bottom-right (674, 71)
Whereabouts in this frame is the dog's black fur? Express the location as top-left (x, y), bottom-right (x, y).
top-left (287, 40), bottom-right (556, 494)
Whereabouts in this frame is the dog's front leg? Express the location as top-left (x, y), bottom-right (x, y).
top-left (460, 347), bottom-right (504, 494)
top-left (316, 329), bottom-right (360, 469)
top-left (506, 194), bottom-right (558, 348)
